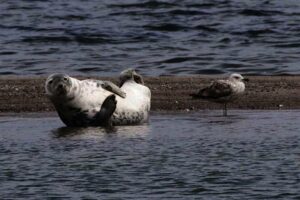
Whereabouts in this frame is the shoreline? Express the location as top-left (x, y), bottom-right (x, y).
top-left (0, 75), bottom-right (300, 113)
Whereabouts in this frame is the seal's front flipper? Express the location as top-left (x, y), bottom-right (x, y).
top-left (91, 94), bottom-right (117, 127)
top-left (102, 81), bottom-right (126, 98)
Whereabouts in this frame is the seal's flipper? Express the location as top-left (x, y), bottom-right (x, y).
top-left (91, 94), bottom-right (117, 127)
top-left (133, 71), bottom-right (144, 85)
top-left (102, 81), bottom-right (126, 98)
top-left (119, 68), bottom-right (144, 86)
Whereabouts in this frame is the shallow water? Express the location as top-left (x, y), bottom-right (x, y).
top-left (0, 110), bottom-right (300, 199)
top-left (1, 0), bottom-right (300, 76)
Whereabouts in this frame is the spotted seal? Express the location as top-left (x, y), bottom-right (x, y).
top-left (45, 69), bottom-right (151, 127)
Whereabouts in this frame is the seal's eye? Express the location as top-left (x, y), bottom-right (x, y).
top-left (48, 80), bottom-right (53, 84)
top-left (63, 77), bottom-right (68, 81)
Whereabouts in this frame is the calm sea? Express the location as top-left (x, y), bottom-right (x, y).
top-left (1, 0), bottom-right (300, 76)
top-left (0, 111), bottom-right (299, 199)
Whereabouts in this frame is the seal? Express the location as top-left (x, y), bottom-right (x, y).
top-left (45, 69), bottom-right (151, 127)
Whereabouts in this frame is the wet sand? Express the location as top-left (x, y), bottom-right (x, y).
top-left (0, 75), bottom-right (299, 113)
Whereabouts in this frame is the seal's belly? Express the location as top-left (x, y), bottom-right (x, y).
top-left (111, 110), bottom-right (148, 125)
top-left (55, 86), bottom-right (112, 126)
top-left (55, 80), bottom-right (150, 126)
top-left (111, 83), bottom-right (150, 125)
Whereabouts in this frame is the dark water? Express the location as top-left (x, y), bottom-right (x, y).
top-left (0, 110), bottom-right (300, 199)
top-left (0, 0), bottom-right (300, 76)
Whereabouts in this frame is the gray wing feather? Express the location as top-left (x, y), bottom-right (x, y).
top-left (193, 81), bottom-right (233, 99)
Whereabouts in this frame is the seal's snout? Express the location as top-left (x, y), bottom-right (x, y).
top-left (56, 83), bottom-right (67, 95)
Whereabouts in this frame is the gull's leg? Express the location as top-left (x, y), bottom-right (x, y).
top-left (223, 103), bottom-right (228, 116)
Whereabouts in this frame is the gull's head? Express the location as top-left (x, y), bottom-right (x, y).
top-left (45, 73), bottom-right (73, 97)
top-left (229, 73), bottom-right (249, 82)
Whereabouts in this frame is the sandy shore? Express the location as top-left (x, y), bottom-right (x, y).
top-left (0, 75), bottom-right (299, 113)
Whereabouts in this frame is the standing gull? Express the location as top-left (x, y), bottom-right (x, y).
top-left (190, 73), bottom-right (248, 116)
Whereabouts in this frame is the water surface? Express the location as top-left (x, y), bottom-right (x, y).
top-left (0, 110), bottom-right (299, 199)
top-left (1, 0), bottom-right (300, 76)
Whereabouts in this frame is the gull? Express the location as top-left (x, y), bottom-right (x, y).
top-left (190, 73), bottom-right (249, 116)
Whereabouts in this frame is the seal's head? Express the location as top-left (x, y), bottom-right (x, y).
top-left (229, 73), bottom-right (249, 82)
top-left (45, 73), bottom-right (73, 98)
top-left (119, 68), bottom-right (144, 86)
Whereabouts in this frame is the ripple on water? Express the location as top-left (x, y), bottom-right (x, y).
top-left (0, 110), bottom-right (299, 199)
top-left (0, 0), bottom-right (300, 75)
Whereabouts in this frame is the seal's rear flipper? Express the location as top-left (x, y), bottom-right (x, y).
top-left (91, 94), bottom-right (117, 127)
top-left (119, 68), bottom-right (144, 86)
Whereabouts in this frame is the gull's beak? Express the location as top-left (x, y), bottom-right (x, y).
top-left (243, 78), bottom-right (249, 82)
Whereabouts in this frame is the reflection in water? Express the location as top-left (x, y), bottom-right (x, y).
top-left (52, 124), bottom-right (151, 139)
top-left (52, 126), bottom-right (116, 138)
top-left (0, 111), bottom-right (299, 199)
top-left (206, 114), bottom-right (248, 125)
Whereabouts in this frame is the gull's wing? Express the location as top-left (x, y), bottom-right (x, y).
top-left (191, 80), bottom-right (233, 99)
